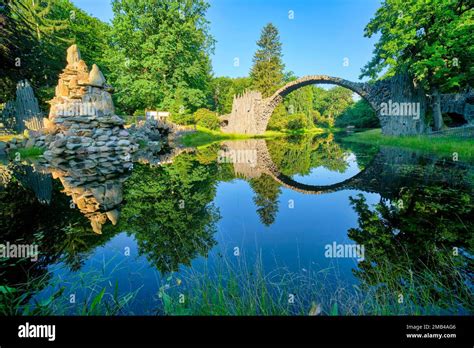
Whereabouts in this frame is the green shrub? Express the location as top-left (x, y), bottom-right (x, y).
top-left (194, 108), bottom-right (220, 130)
top-left (8, 146), bottom-right (44, 160)
top-left (170, 112), bottom-right (195, 125)
top-left (267, 104), bottom-right (288, 131)
top-left (335, 100), bottom-right (379, 128)
top-left (286, 113), bottom-right (309, 130)
top-left (312, 109), bottom-right (334, 128)
top-left (268, 107), bottom-right (310, 131)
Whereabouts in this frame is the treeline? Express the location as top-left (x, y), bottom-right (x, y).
top-left (0, 0), bottom-right (109, 110)
top-left (0, 1), bottom-right (377, 131)
top-left (1, 0), bottom-right (217, 122)
top-left (268, 84), bottom-right (378, 131)
top-left (2, 0), bottom-right (469, 131)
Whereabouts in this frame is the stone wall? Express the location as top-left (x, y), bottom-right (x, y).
top-left (220, 91), bottom-right (262, 134)
top-left (440, 89), bottom-right (474, 124)
top-left (378, 73), bottom-right (426, 135)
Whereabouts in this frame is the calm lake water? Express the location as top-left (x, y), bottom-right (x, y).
top-left (1, 132), bottom-right (473, 315)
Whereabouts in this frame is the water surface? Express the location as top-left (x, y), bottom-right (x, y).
top-left (1, 133), bottom-right (472, 315)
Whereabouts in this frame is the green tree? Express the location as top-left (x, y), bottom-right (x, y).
top-left (0, 0), bottom-right (110, 109)
top-left (210, 76), bottom-right (252, 115)
top-left (105, 0), bottom-right (215, 115)
top-left (311, 86), bottom-right (354, 127)
top-left (312, 86), bottom-right (330, 114)
top-left (0, 0), bottom-right (69, 103)
top-left (360, 0), bottom-right (473, 130)
top-left (55, 1), bottom-right (111, 74)
top-left (284, 86), bottom-right (314, 126)
top-left (266, 103), bottom-right (288, 131)
top-left (194, 108), bottom-right (219, 130)
top-left (250, 23), bottom-right (285, 98)
top-left (210, 77), bottom-right (234, 114)
top-left (249, 174), bottom-right (281, 226)
top-left (335, 99), bottom-right (379, 129)
top-left (286, 113), bottom-right (308, 130)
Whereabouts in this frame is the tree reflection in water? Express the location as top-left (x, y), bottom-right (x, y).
top-left (116, 153), bottom-right (220, 273)
top-left (347, 153), bottom-right (474, 313)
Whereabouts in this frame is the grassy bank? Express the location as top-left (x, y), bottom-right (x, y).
top-left (3, 248), bottom-right (469, 316)
top-left (179, 127), bottom-right (256, 147)
top-left (158, 250), bottom-right (471, 316)
top-left (179, 126), bottom-right (325, 147)
top-left (8, 146), bottom-right (44, 160)
top-left (344, 129), bottom-right (474, 161)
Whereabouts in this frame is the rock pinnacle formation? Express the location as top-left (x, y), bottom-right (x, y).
top-left (39, 44), bottom-right (138, 234)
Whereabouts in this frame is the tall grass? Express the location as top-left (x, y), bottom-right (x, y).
top-left (179, 127), bottom-right (255, 147)
top-left (0, 255), bottom-right (141, 316)
top-left (157, 250), bottom-right (472, 316)
top-left (1, 249), bottom-right (470, 316)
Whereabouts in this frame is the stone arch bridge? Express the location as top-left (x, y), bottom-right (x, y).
top-left (220, 74), bottom-right (472, 136)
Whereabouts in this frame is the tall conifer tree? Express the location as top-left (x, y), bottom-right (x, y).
top-left (250, 23), bottom-right (284, 98)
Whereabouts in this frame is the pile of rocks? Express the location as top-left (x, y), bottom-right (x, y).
top-left (128, 119), bottom-right (171, 164)
top-left (35, 44), bottom-right (138, 170)
top-left (3, 44), bottom-right (181, 233)
top-left (4, 44), bottom-right (139, 233)
top-left (129, 119), bottom-right (170, 147)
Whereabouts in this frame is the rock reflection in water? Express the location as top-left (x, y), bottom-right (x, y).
top-left (35, 160), bottom-right (130, 234)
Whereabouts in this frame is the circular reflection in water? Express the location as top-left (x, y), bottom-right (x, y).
top-left (291, 152), bottom-right (363, 186)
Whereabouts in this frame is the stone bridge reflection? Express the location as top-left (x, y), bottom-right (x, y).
top-left (218, 139), bottom-right (474, 198)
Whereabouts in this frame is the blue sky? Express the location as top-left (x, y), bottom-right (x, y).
top-left (71, 0), bottom-right (381, 82)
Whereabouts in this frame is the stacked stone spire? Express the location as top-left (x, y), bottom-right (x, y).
top-left (39, 44), bottom-right (138, 234)
top-left (46, 44), bottom-right (120, 132)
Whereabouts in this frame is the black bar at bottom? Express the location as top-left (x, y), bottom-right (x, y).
top-left (0, 316), bottom-right (472, 346)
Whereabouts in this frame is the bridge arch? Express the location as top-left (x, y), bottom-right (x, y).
top-left (221, 72), bottom-right (429, 136)
top-left (256, 139), bottom-right (379, 194)
top-left (256, 75), bottom-right (376, 133)
top-left (221, 139), bottom-right (379, 195)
